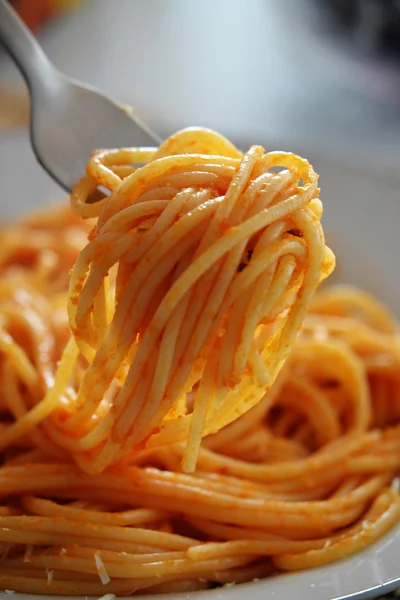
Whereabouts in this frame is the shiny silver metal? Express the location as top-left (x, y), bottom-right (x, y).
top-left (0, 0), bottom-right (160, 193)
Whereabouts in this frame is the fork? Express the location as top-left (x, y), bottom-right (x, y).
top-left (0, 0), bottom-right (160, 194)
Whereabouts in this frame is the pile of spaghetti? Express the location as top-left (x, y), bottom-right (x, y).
top-left (0, 128), bottom-right (399, 596)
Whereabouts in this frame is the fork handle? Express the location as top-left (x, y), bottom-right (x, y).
top-left (0, 0), bottom-right (54, 90)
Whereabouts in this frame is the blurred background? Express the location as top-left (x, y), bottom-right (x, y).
top-left (1, 0), bottom-right (400, 210)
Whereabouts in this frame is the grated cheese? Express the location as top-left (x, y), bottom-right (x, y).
top-left (23, 545), bottom-right (33, 563)
top-left (95, 553), bottom-right (110, 585)
top-left (391, 477), bottom-right (400, 493)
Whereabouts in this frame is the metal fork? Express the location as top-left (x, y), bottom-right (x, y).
top-left (0, 0), bottom-right (160, 193)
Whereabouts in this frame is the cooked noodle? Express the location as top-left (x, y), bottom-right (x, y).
top-left (0, 128), bottom-right (398, 595)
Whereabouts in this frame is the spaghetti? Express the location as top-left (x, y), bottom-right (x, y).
top-left (0, 128), bottom-right (399, 595)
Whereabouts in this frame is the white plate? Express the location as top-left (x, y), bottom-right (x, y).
top-left (0, 132), bottom-right (399, 600)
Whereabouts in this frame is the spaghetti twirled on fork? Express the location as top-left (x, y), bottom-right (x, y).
top-left (65, 127), bottom-right (334, 473)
